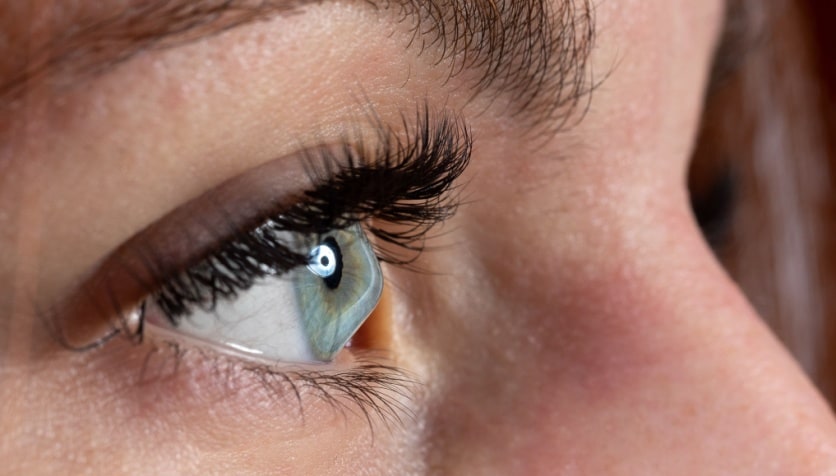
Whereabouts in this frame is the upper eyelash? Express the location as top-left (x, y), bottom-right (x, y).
top-left (151, 107), bottom-right (472, 323)
top-left (294, 109), bottom-right (472, 258)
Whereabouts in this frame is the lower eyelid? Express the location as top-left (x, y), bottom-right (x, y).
top-left (87, 335), bottom-right (415, 431)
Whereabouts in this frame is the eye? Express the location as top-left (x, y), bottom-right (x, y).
top-left (143, 224), bottom-right (383, 363)
top-left (300, 228), bottom-right (384, 360)
top-left (53, 107), bottom-right (471, 372)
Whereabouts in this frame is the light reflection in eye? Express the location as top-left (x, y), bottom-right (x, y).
top-left (143, 224), bottom-right (383, 363)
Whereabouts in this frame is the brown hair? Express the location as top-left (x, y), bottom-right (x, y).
top-left (690, 0), bottom-right (836, 404)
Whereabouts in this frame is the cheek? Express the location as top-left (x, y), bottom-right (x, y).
top-left (399, 174), bottom-right (747, 471)
top-left (396, 120), bottom-right (733, 469)
top-left (440, 172), bottom-right (702, 379)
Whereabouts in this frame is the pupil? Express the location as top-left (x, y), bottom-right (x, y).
top-left (321, 236), bottom-right (343, 290)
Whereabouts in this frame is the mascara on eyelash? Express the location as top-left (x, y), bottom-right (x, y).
top-left (135, 107), bottom-right (471, 330)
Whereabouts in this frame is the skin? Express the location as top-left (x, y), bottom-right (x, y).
top-left (2, 0), bottom-right (836, 474)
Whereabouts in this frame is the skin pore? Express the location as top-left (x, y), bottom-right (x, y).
top-left (2, 0), bottom-right (836, 474)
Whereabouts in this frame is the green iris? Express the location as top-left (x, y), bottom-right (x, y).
top-left (296, 224), bottom-right (383, 361)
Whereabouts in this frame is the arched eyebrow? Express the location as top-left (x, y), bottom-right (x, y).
top-left (1, 0), bottom-right (595, 127)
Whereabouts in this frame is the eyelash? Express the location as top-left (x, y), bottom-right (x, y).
top-left (151, 108), bottom-right (471, 323)
top-left (143, 340), bottom-right (417, 429)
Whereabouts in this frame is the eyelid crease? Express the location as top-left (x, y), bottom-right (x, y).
top-left (45, 104), bottom-right (471, 352)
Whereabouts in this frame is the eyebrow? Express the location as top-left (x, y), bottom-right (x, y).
top-left (1, 0), bottom-right (596, 126)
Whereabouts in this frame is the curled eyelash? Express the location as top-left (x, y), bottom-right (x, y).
top-left (295, 108), bottom-right (472, 259)
top-left (152, 106), bottom-right (471, 323)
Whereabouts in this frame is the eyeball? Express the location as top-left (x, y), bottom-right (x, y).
top-left (142, 224), bottom-right (383, 363)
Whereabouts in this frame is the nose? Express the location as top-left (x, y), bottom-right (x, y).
top-left (413, 193), bottom-right (836, 474)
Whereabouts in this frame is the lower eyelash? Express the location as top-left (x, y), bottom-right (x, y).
top-left (252, 362), bottom-right (416, 430)
top-left (139, 340), bottom-right (416, 430)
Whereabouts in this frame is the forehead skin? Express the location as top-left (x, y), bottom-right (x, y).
top-left (3, 0), bottom-right (836, 474)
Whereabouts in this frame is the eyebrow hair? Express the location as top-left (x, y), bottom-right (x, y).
top-left (392, 0), bottom-right (596, 126)
top-left (1, 0), bottom-right (596, 126)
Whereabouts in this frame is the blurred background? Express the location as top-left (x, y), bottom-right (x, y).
top-left (688, 0), bottom-right (836, 405)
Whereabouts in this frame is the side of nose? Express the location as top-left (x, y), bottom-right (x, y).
top-left (415, 203), bottom-right (836, 474)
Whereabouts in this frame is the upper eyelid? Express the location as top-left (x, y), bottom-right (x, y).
top-left (39, 152), bottom-right (311, 351)
top-left (38, 140), bottom-right (333, 352)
